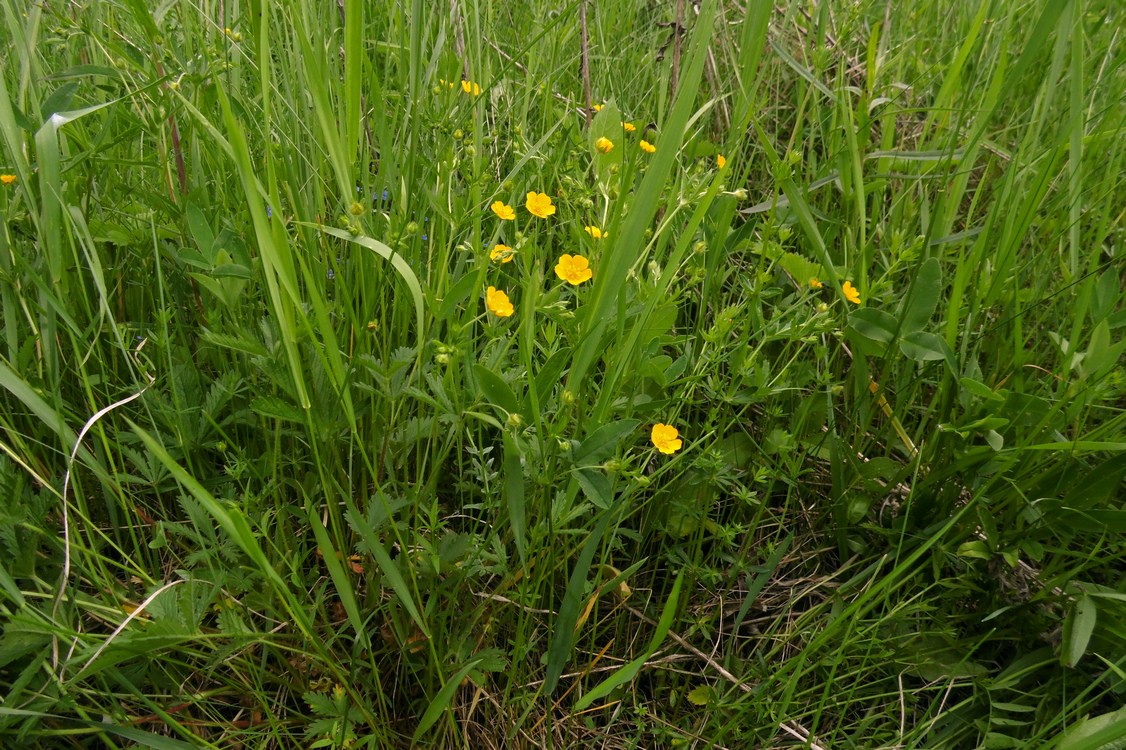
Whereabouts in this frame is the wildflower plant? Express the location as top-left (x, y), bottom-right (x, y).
top-left (4, 3), bottom-right (1124, 750)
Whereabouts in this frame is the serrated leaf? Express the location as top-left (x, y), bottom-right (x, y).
top-left (250, 396), bottom-right (305, 423)
top-left (686, 684), bottom-right (713, 706)
top-left (777, 252), bottom-right (823, 288)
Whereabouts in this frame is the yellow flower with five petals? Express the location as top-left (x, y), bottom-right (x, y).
top-left (525, 191), bottom-right (556, 219)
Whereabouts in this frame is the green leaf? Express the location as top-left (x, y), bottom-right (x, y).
top-left (573, 570), bottom-right (685, 711)
top-left (899, 330), bottom-right (955, 366)
top-left (574, 468), bottom-right (613, 509)
top-left (503, 433), bottom-right (527, 564)
top-left (573, 420), bottom-right (640, 466)
top-left (849, 308), bottom-right (898, 346)
top-left (543, 510), bottom-right (617, 694)
top-left (184, 203), bottom-right (214, 256)
top-left (1062, 596), bottom-right (1097, 668)
top-left (1065, 454), bottom-right (1126, 510)
top-left (777, 252), bottom-right (823, 288)
top-left (960, 377), bottom-right (1005, 402)
top-left (250, 396), bottom-right (305, 424)
top-left (473, 364), bottom-right (520, 416)
top-left (900, 257), bottom-right (942, 332)
top-left (308, 511), bottom-right (367, 647)
top-left (412, 658), bottom-right (483, 743)
top-left (957, 540), bottom-right (992, 560)
top-left (436, 271), bottom-right (478, 321)
top-left (1055, 706), bottom-right (1126, 750)
top-left (342, 496), bottom-right (429, 639)
top-left (686, 684), bottom-right (713, 706)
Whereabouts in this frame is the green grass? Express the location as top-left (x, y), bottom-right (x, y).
top-left (1, 0), bottom-right (1125, 747)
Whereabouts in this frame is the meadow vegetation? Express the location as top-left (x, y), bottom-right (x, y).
top-left (1, 0), bottom-right (1125, 747)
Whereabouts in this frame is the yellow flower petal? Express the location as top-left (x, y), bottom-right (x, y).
top-left (555, 254), bottom-right (593, 286)
top-left (595, 136), bottom-right (614, 154)
top-left (491, 201), bottom-right (515, 220)
top-left (809, 277), bottom-right (823, 289)
top-left (639, 140), bottom-right (656, 154)
top-left (486, 286), bottom-right (514, 317)
top-left (525, 191), bottom-right (556, 219)
top-left (842, 280), bottom-right (861, 304)
top-left (584, 225), bottom-right (606, 240)
top-left (0, 174), bottom-right (16, 186)
top-left (490, 244), bottom-right (515, 263)
top-left (651, 423), bottom-right (682, 454)
top-left (716, 154), bottom-right (727, 169)
top-left (623, 122), bottom-right (636, 133)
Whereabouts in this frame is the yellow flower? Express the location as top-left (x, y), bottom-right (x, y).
top-left (555, 254), bottom-right (593, 286)
top-left (525, 191), bottom-right (556, 219)
top-left (439, 79), bottom-right (457, 89)
top-left (486, 286), bottom-right (514, 317)
top-left (593, 103), bottom-right (604, 112)
top-left (461, 80), bottom-right (481, 96)
top-left (843, 280), bottom-right (861, 304)
top-left (716, 154), bottom-right (727, 169)
top-left (491, 201), bottom-right (515, 220)
top-left (639, 140), bottom-right (656, 154)
top-left (809, 277), bottom-right (823, 289)
top-left (595, 137), bottom-right (614, 154)
top-left (651, 423), bottom-right (682, 455)
top-left (0, 174), bottom-right (15, 185)
top-left (584, 225), bottom-right (606, 239)
top-left (490, 244), bottom-right (515, 263)
top-left (623, 122), bottom-right (636, 132)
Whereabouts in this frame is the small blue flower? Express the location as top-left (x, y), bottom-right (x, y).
top-left (266, 204), bottom-right (272, 218)
top-left (326, 268), bottom-right (335, 280)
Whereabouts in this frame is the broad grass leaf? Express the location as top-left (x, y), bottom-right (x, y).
top-left (573, 420), bottom-right (640, 466)
top-left (473, 364), bottom-right (520, 416)
top-left (1055, 705), bottom-right (1126, 750)
top-left (1061, 595), bottom-right (1097, 668)
top-left (900, 257), bottom-right (942, 332)
top-left (412, 658), bottom-right (483, 743)
top-left (503, 433), bottom-right (527, 564)
top-left (572, 571), bottom-right (684, 711)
